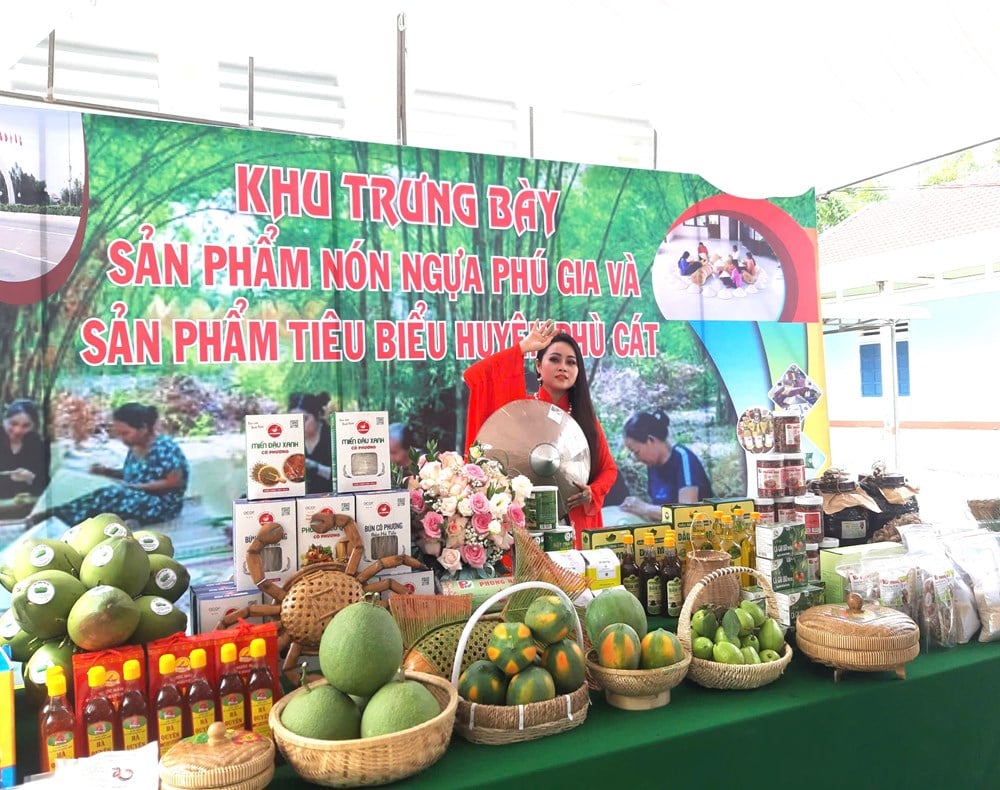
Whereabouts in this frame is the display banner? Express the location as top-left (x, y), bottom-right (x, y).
top-left (0, 103), bottom-right (829, 574)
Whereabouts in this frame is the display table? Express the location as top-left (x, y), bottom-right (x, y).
top-left (12, 638), bottom-right (1000, 788)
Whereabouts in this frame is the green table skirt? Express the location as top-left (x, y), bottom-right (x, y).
top-left (14, 637), bottom-right (1000, 788)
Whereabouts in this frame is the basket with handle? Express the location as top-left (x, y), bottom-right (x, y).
top-left (450, 581), bottom-right (591, 745)
top-left (677, 565), bottom-right (793, 690)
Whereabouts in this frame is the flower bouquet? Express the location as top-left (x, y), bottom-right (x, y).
top-left (409, 441), bottom-right (532, 580)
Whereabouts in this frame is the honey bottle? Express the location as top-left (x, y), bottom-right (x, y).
top-left (39, 666), bottom-right (76, 772)
top-left (217, 641), bottom-right (249, 732)
top-left (119, 658), bottom-right (149, 751)
top-left (639, 536), bottom-right (663, 617)
top-left (82, 665), bottom-right (120, 756)
top-left (619, 533), bottom-right (643, 608)
top-left (660, 529), bottom-right (683, 617)
top-left (246, 638), bottom-right (275, 738)
top-left (154, 653), bottom-right (185, 757)
top-left (186, 648), bottom-right (217, 737)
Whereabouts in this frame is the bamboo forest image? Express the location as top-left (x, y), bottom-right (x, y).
top-left (0, 104), bottom-right (824, 593)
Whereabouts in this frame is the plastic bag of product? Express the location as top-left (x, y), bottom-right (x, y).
top-left (910, 553), bottom-right (958, 650)
top-left (842, 562), bottom-right (879, 603)
top-left (943, 531), bottom-right (1000, 643)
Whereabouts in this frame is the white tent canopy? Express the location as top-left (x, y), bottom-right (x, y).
top-left (4, 0), bottom-right (1000, 197)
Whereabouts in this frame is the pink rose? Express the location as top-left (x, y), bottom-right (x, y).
top-left (421, 511), bottom-right (444, 539)
top-left (469, 491), bottom-right (491, 515)
top-left (461, 543), bottom-right (487, 569)
top-left (471, 512), bottom-right (493, 535)
top-left (507, 503), bottom-right (525, 527)
top-left (410, 489), bottom-right (426, 514)
top-left (463, 463), bottom-right (488, 485)
top-left (440, 547), bottom-right (463, 574)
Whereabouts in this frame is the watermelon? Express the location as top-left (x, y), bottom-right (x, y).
top-left (585, 587), bottom-right (647, 646)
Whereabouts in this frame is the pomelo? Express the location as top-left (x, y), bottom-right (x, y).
top-left (281, 680), bottom-right (361, 740)
top-left (360, 673), bottom-right (439, 737)
top-left (319, 598), bottom-right (404, 697)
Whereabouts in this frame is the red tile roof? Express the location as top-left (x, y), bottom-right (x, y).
top-left (819, 167), bottom-right (1000, 266)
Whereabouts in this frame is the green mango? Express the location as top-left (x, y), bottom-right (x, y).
top-left (712, 641), bottom-right (746, 664)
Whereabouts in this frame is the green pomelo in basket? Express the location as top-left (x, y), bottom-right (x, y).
top-left (80, 535), bottom-right (150, 598)
top-left (639, 628), bottom-right (685, 669)
top-left (457, 659), bottom-right (508, 705)
top-left (67, 584), bottom-right (140, 650)
top-left (585, 587), bottom-right (647, 646)
top-left (133, 529), bottom-right (175, 557)
top-left (12, 538), bottom-right (82, 582)
top-left (596, 623), bottom-right (641, 670)
top-left (360, 673), bottom-right (440, 737)
top-left (10, 569), bottom-right (87, 641)
top-left (524, 594), bottom-right (574, 645)
top-left (486, 621), bottom-right (537, 676)
top-left (319, 598), bottom-right (404, 697)
top-left (282, 680), bottom-right (361, 740)
top-left (140, 554), bottom-right (190, 603)
top-left (64, 514), bottom-right (131, 558)
top-left (0, 607), bottom-right (44, 663)
top-left (506, 665), bottom-right (556, 705)
top-left (128, 595), bottom-right (188, 644)
top-left (540, 638), bottom-right (586, 693)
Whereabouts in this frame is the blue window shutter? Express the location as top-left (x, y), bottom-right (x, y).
top-left (896, 340), bottom-right (910, 396)
top-left (860, 344), bottom-right (882, 397)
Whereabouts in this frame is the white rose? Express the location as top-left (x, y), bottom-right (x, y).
top-left (457, 497), bottom-right (473, 517)
top-left (489, 492), bottom-right (512, 519)
top-left (511, 475), bottom-right (533, 502)
top-left (439, 496), bottom-right (458, 518)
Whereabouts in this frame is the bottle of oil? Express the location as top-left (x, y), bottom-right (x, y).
top-left (82, 665), bottom-right (120, 756)
top-left (639, 536), bottom-right (663, 617)
top-left (217, 641), bottom-right (249, 732)
top-left (186, 648), bottom-right (217, 738)
top-left (119, 658), bottom-right (149, 751)
top-left (246, 638), bottom-right (275, 738)
top-left (707, 511), bottom-right (724, 551)
top-left (719, 515), bottom-right (742, 564)
top-left (619, 533), bottom-right (643, 609)
top-left (38, 666), bottom-right (76, 772)
top-left (679, 510), bottom-right (705, 572)
top-left (660, 529), bottom-right (683, 617)
top-left (741, 512), bottom-right (760, 589)
top-left (154, 653), bottom-right (185, 757)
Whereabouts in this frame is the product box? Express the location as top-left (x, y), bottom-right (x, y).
top-left (71, 644), bottom-right (145, 743)
top-left (820, 542), bottom-right (908, 602)
top-left (354, 490), bottom-right (411, 575)
top-left (581, 548), bottom-right (621, 591)
top-left (774, 583), bottom-right (826, 628)
top-left (0, 647), bottom-right (14, 789)
top-left (190, 582), bottom-right (264, 634)
top-left (755, 553), bottom-right (808, 591)
top-left (632, 525), bottom-right (675, 560)
top-left (232, 497), bottom-right (298, 597)
top-left (244, 413), bottom-right (307, 500)
top-left (702, 497), bottom-right (755, 516)
top-left (740, 585), bottom-right (769, 611)
top-left (545, 549), bottom-right (587, 580)
top-left (755, 521), bottom-right (807, 560)
top-left (440, 576), bottom-right (515, 610)
top-left (296, 493), bottom-right (356, 567)
top-left (332, 410), bottom-right (391, 493)
top-left (543, 526), bottom-right (576, 552)
top-left (580, 525), bottom-right (633, 564)
top-left (375, 568), bottom-right (436, 601)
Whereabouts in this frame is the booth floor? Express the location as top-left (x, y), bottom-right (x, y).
top-left (13, 634), bottom-right (1000, 789)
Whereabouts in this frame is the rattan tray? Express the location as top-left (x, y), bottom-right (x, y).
top-left (585, 649), bottom-right (690, 710)
top-left (795, 593), bottom-right (920, 681)
top-left (450, 581), bottom-right (590, 744)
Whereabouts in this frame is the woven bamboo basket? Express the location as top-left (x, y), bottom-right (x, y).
top-left (677, 566), bottom-right (793, 690)
top-left (794, 594), bottom-right (920, 681)
top-left (585, 649), bottom-right (690, 710)
top-left (450, 581), bottom-right (590, 745)
top-left (268, 671), bottom-right (457, 787)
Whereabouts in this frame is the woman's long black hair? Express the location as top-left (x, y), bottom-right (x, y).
top-left (536, 331), bottom-right (599, 484)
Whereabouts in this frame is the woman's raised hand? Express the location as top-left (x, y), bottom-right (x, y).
top-left (519, 319), bottom-right (556, 353)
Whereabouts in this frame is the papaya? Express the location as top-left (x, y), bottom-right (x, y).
top-left (506, 666), bottom-right (556, 705)
top-left (524, 594), bottom-right (575, 645)
top-left (457, 659), bottom-right (508, 705)
top-left (540, 638), bottom-right (586, 693)
top-left (596, 623), bottom-right (641, 670)
top-left (639, 628), bottom-right (685, 669)
top-left (486, 622), bottom-right (537, 676)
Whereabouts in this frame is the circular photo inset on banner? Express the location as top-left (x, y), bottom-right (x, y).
top-left (0, 105), bottom-right (87, 305)
top-left (737, 406), bottom-right (774, 453)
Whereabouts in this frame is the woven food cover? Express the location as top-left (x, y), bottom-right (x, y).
top-left (159, 721), bottom-right (275, 790)
top-left (795, 593), bottom-right (920, 674)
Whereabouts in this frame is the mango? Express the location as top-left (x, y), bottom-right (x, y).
top-left (67, 584), bottom-right (140, 650)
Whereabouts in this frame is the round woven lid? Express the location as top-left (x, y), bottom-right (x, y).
top-left (159, 722), bottom-right (275, 789)
top-left (795, 594), bottom-right (919, 652)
